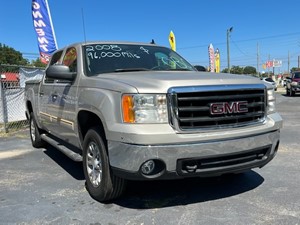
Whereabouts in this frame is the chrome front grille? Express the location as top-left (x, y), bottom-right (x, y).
top-left (168, 84), bottom-right (266, 131)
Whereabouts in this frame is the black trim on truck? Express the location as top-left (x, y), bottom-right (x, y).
top-left (168, 84), bottom-right (266, 132)
top-left (177, 145), bottom-right (272, 177)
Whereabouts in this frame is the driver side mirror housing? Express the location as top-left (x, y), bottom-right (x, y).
top-left (46, 64), bottom-right (76, 81)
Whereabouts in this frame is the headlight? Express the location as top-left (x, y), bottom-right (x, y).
top-left (291, 81), bottom-right (298, 86)
top-left (122, 94), bottom-right (168, 123)
top-left (267, 89), bottom-right (276, 114)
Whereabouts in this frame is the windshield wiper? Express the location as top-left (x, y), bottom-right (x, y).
top-left (114, 68), bottom-right (150, 72)
top-left (165, 68), bottom-right (192, 71)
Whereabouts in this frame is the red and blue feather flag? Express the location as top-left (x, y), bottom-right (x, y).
top-left (32, 0), bottom-right (58, 64)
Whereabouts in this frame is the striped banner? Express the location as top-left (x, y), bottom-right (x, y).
top-left (32, 0), bottom-right (58, 64)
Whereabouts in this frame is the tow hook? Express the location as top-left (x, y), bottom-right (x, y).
top-left (186, 164), bottom-right (198, 173)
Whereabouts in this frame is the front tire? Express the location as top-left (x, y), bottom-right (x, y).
top-left (83, 127), bottom-right (126, 202)
top-left (29, 112), bottom-right (45, 148)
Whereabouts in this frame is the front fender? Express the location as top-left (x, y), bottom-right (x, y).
top-left (77, 88), bottom-right (122, 138)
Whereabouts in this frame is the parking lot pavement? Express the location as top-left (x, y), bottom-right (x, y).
top-left (0, 93), bottom-right (300, 225)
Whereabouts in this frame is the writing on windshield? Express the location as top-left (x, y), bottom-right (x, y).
top-left (84, 44), bottom-right (194, 76)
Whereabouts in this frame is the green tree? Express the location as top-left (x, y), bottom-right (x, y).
top-left (230, 66), bottom-right (244, 74)
top-left (243, 66), bottom-right (256, 75)
top-left (261, 71), bottom-right (274, 78)
top-left (290, 67), bottom-right (300, 73)
top-left (30, 58), bottom-right (46, 68)
top-left (0, 43), bottom-right (29, 65)
top-left (222, 68), bottom-right (229, 73)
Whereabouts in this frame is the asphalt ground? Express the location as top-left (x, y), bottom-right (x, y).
top-left (0, 88), bottom-right (299, 225)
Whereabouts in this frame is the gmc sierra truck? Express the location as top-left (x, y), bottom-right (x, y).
top-left (25, 41), bottom-right (283, 202)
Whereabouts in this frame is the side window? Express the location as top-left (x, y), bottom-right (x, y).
top-left (45, 50), bottom-right (63, 83)
top-left (50, 50), bottom-right (63, 65)
top-left (63, 47), bottom-right (77, 73)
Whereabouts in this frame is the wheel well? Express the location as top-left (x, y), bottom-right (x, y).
top-left (77, 111), bottom-right (106, 145)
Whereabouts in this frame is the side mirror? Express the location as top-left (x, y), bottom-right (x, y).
top-left (194, 65), bottom-right (207, 72)
top-left (46, 64), bottom-right (76, 81)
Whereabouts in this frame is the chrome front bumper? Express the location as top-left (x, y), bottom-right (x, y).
top-left (108, 130), bottom-right (280, 180)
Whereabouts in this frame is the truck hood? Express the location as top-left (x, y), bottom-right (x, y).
top-left (97, 71), bottom-right (265, 93)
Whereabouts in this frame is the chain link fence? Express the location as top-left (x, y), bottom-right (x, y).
top-left (0, 64), bottom-right (44, 134)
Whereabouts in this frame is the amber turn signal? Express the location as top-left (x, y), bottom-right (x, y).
top-left (122, 95), bottom-right (135, 123)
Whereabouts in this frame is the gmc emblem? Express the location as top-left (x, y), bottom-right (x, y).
top-left (210, 101), bottom-right (248, 115)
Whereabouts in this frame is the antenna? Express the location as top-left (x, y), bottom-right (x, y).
top-left (81, 8), bottom-right (87, 43)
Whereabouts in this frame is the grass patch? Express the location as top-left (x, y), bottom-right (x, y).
top-left (0, 120), bottom-right (29, 137)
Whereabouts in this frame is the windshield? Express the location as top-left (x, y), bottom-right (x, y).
top-left (265, 78), bottom-right (275, 82)
top-left (83, 43), bottom-right (196, 76)
top-left (294, 72), bottom-right (300, 79)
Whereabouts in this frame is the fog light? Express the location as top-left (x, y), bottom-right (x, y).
top-left (141, 160), bottom-right (155, 175)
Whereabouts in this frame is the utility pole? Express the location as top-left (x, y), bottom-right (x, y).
top-left (288, 51), bottom-right (290, 73)
top-left (226, 27), bottom-right (233, 73)
top-left (268, 54), bottom-right (270, 77)
top-left (298, 56), bottom-right (300, 68)
top-left (257, 43), bottom-right (260, 77)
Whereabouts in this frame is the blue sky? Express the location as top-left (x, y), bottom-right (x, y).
top-left (1, 0), bottom-right (300, 73)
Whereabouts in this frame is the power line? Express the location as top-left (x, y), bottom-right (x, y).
top-left (231, 39), bottom-right (253, 57)
top-left (178, 32), bottom-right (300, 50)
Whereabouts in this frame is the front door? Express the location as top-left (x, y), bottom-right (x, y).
top-left (48, 47), bottom-right (78, 145)
top-left (38, 50), bottom-right (63, 132)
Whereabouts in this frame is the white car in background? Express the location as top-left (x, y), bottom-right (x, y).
top-left (262, 77), bottom-right (277, 91)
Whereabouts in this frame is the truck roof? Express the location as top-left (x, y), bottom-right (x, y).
top-left (60, 41), bottom-right (162, 50)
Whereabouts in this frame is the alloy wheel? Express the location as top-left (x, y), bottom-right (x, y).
top-left (86, 141), bottom-right (102, 187)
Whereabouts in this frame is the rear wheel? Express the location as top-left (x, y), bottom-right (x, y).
top-left (83, 127), bottom-right (126, 202)
top-left (29, 112), bottom-right (45, 148)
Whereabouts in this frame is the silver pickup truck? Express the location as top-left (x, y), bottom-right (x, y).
top-left (25, 41), bottom-right (283, 202)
